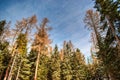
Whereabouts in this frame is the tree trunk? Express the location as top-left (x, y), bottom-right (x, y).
top-left (3, 62), bottom-right (10, 80)
top-left (0, 70), bottom-right (4, 80)
top-left (106, 15), bottom-right (120, 47)
top-left (109, 72), bottom-right (116, 80)
top-left (7, 53), bottom-right (17, 80)
top-left (15, 58), bottom-right (22, 80)
top-left (106, 73), bottom-right (110, 80)
top-left (90, 14), bottom-right (100, 47)
top-left (34, 52), bottom-right (40, 80)
top-left (4, 45), bottom-right (16, 80)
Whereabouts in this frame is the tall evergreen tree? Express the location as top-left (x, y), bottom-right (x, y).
top-left (60, 41), bottom-right (73, 80)
top-left (70, 48), bottom-right (87, 80)
top-left (4, 15), bottom-right (37, 80)
top-left (93, 0), bottom-right (120, 79)
top-left (16, 33), bottom-right (30, 80)
top-left (50, 45), bottom-right (61, 80)
top-left (7, 33), bottom-right (29, 80)
top-left (0, 20), bottom-right (11, 80)
top-left (30, 18), bottom-right (52, 80)
top-left (0, 41), bottom-right (11, 80)
top-left (94, 0), bottom-right (120, 46)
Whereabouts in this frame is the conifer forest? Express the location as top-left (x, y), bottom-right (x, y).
top-left (0, 0), bottom-right (120, 80)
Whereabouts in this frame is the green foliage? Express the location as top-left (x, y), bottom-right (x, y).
top-left (29, 50), bottom-right (37, 79)
top-left (16, 33), bottom-right (27, 55)
top-left (37, 55), bottom-right (49, 80)
top-left (7, 32), bottom-right (28, 80)
top-left (92, 0), bottom-right (120, 79)
top-left (19, 56), bottom-right (31, 80)
top-left (50, 45), bottom-right (61, 80)
top-left (1, 12), bottom-right (119, 80)
top-left (0, 51), bottom-right (4, 74)
top-left (0, 41), bottom-right (11, 79)
top-left (70, 49), bottom-right (86, 80)
top-left (0, 20), bottom-right (6, 36)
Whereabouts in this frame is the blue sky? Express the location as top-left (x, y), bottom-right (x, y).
top-left (0, 0), bottom-right (94, 58)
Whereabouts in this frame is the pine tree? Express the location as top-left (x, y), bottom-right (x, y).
top-left (29, 49), bottom-right (37, 80)
top-left (37, 54), bottom-right (49, 80)
top-left (30, 18), bottom-right (52, 80)
top-left (0, 20), bottom-right (6, 76)
top-left (0, 41), bottom-right (11, 80)
top-left (19, 56), bottom-right (31, 80)
top-left (4, 15), bottom-right (37, 80)
top-left (93, 0), bottom-right (120, 79)
top-left (60, 41), bottom-right (73, 80)
top-left (0, 20), bottom-right (11, 80)
top-left (70, 48), bottom-right (87, 80)
top-left (94, 0), bottom-right (120, 47)
top-left (7, 33), bottom-right (28, 80)
top-left (15, 33), bottom-right (30, 80)
top-left (84, 9), bottom-right (101, 47)
top-left (50, 45), bottom-right (61, 80)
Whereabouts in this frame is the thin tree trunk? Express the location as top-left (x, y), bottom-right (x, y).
top-left (106, 15), bottom-right (120, 47)
top-left (4, 53), bottom-right (15, 80)
top-left (7, 53), bottom-right (17, 80)
top-left (34, 52), bottom-right (40, 80)
top-left (16, 58), bottom-right (22, 80)
top-left (4, 44), bottom-right (17, 80)
top-left (4, 20), bottom-right (25, 80)
top-left (3, 61), bottom-right (11, 80)
top-left (109, 72), bottom-right (116, 80)
top-left (0, 70), bottom-right (4, 80)
top-left (90, 15), bottom-right (100, 47)
top-left (106, 72), bottom-right (110, 80)
top-left (4, 20), bottom-right (24, 80)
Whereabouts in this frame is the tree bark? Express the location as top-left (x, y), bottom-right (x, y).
top-left (106, 15), bottom-right (120, 47)
top-left (90, 14), bottom-right (100, 47)
top-left (34, 52), bottom-right (40, 80)
top-left (15, 57), bottom-right (22, 80)
top-left (7, 53), bottom-right (17, 80)
top-left (4, 45), bottom-right (16, 80)
top-left (3, 61), bottom-right (11, 80)
top-left (0, 70), bottom-right (4, 80)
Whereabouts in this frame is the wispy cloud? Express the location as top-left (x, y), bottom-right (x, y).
top-left (49, 1), bottom-right (94, 58)
top-left (0, 0), bottom-right (94, 58)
